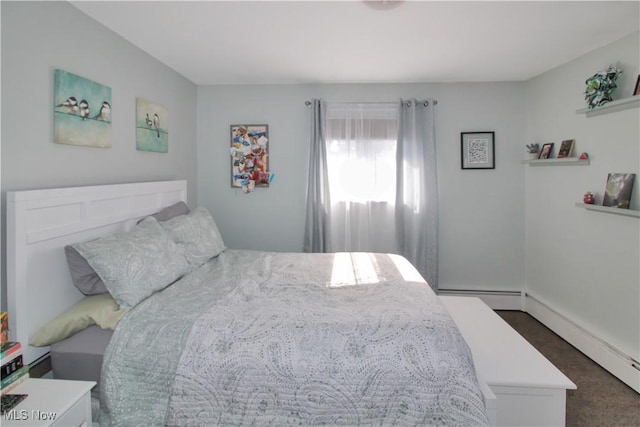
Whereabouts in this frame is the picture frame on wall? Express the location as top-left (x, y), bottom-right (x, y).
top-left (136, 98), bottom-right (168, 153)
top-left (53, 69), bottom-right (112, 148)
top-left (461, 131), bottom-right (495, 170)
top-left (539, 143), bottom-right (554, 159)
top-left (557, 139), bottom-right (575, 158)
top-left (230, 124), bottom-right (270, 190)
top-left (602, 173), bottom-right (635, 209)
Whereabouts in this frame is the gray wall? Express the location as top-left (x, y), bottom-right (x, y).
top-left (524, 32), bottom-right (640, 360)
top-left (197, 82), bottom-right (527, 292)
top-left (1, 1), bottom-right (198, 310)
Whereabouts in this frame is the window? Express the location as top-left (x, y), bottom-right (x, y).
top-left (324, 104), bottom-right (399, 204)
top-left (305, 98), bottom-right (438, 289)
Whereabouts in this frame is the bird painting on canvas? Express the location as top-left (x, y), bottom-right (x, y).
top-left (135, 97), bottom-right (168, 153)
top-left (53, 69), bottom-right (112, 148)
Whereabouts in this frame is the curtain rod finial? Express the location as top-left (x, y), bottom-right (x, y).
top-left (305, 100), bottom-right (312, 107)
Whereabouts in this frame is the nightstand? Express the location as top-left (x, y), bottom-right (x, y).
top-left (2, 378), bottom-right (95, 426)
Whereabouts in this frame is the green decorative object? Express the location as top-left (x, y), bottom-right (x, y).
top-left (584, 66), bottom-right (622, 109)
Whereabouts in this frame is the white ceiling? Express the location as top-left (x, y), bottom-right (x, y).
top-left (71, 1), bottom-right (640, 85)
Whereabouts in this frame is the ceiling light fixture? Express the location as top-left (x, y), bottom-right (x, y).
top-left (363, 0), bottom-right (404, 11)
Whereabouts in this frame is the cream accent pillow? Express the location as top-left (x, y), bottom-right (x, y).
top-left (30, 294), bottom-right (128, 347)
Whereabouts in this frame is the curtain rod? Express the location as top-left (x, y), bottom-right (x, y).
top-left (304, 99), bottom-right (438, 108)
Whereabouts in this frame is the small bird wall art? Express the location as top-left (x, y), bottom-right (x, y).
top-left (53, 69), bottom-right (112, 148)
top-left (136, 97), bottom-right (168, 153)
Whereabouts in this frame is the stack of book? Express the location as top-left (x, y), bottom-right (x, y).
top-left (1, 311), bottom-right (29, 395)
top-left (2, 342), bottom-right (29, 394)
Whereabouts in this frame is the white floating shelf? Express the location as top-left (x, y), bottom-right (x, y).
top-left (575, 203), bottom-right (640, 218)
top-left (576, 96), bottom-right (640, 117)
top-left (521, 158), bottom-right (590, 166)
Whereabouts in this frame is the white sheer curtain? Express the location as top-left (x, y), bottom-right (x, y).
top-left (324, 102), bottom-right (400, 253)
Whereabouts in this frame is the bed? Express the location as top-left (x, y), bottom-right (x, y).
top-left (6, 180), bottom-right (490, 426)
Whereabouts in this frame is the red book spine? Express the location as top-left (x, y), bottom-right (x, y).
top-left (0, 342), bottom-right (21, 360)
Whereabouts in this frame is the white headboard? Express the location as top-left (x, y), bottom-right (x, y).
top-left (6, 180), bottom-right (187, 365)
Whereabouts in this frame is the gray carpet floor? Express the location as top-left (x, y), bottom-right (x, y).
top-left (497, 311), bottom-right (639, 427)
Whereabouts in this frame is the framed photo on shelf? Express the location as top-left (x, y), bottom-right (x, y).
top-left (634, 75), bottom-right (640, 96)
top-left (461, 131), bottom-right (495, 170)
top-left (557, 139), bottom-right (575, 158)
top-left (539, 143), bottom-right (554, 159)
top-left (603, 173), bottom-right (635, 209)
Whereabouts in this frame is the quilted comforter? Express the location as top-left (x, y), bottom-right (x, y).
top-left (99, 250), bottom-right (488, 426)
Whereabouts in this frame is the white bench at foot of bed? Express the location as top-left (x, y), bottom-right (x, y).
top-left (440, 296), bottom-right (576, 427)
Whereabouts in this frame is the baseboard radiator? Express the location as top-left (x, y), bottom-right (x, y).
top-left (525, 292), bottom-right (639, 393)
top-left (438, 289), bottom-right (525, 311)
top-left (438, 288), bottom-right (639, 393)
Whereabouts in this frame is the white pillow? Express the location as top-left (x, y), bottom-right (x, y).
top-left (160, 207), bottom-right (226, 269)
top-left (72, 217), bottom-right (190, 309)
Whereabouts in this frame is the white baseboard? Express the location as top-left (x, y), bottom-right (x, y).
top-left (438, 289), bottom-right (524, 311)
top-left (525, 293), bottom-right (640, 394)
top-left (439, 289), bottom-right (640, 393)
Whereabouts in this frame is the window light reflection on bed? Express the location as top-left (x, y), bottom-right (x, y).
top-left (328, 252), bottom-right (381, 287)
top-left (388, 253), bottom-right (424, 282)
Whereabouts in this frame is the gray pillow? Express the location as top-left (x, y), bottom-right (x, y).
top-left (72, 217), bottom-right (190, 309)
top-left (65, 246), bottom-right (109, 295)
top-left (160, 207), bottom-right (226, 269)
top-left (138, 201), bottom-right (190, 223)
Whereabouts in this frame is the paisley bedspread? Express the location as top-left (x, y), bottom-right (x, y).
top-left (99, 250), bottom-right (488, 426)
